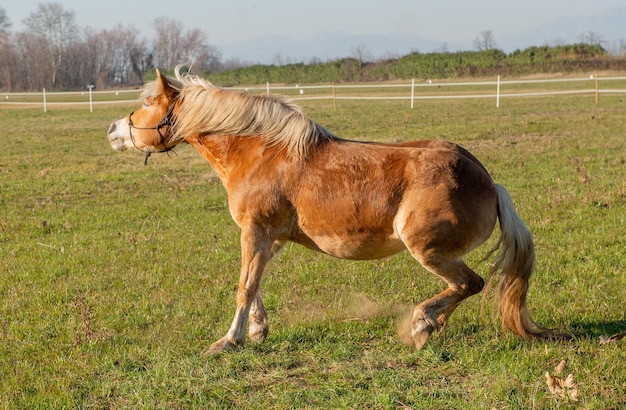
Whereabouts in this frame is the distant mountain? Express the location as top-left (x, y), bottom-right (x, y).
top-left (501, 6), bottom-right (626, 51)
top-left (217, 7), bottom-right (625, 65)
top-left (217, 32), bottom-right (466, 65)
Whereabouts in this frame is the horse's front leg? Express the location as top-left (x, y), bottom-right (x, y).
top-left (208, 226), bottom-right (274, 354)
top-left (248, 290), bottom-right (268, 343)
top-left (247, 240), bottom-right (285, 343)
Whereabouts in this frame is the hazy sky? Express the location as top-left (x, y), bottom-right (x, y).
top-left (3, 0), bottom-right (624, 48)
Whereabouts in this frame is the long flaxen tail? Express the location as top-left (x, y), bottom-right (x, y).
top-left (485, 184), bottom-right (570, 340)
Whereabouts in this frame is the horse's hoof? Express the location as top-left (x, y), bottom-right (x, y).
top-left (206, 338), bottom-right (239, 355)
top-left (411, 319), bottom-right (434, 350)
top-left (249, 323), bottom-right (269, 343)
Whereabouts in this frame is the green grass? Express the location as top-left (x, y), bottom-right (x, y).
top-left (0, 88), bottom-right (625, 408)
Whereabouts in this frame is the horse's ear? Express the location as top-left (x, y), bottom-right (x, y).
top-left (156, 68), bottom-right (177, 100)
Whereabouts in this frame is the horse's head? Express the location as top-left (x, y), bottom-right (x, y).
top-left (107, 69), bottom-right (181, 163)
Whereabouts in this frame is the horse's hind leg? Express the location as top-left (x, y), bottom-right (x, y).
top-left (411, 256), bottom-right (484, 350)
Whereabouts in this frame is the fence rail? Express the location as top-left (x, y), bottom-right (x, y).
top-left (1, 75), bottom-right (625, 112)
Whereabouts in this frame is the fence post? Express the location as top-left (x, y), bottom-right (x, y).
top-left (266, 82), bottom-right (270, 97)
top-left (411, 78), bottom-right (415, 109)
top-left (332, 82), bottom-right (336, 111)
top-left (43, 88), bottom-right (47, 113)
top-left (496, 75), bottom-right (501, 108)
top-left (595, 73), bottom-right (599, 105)
top-left (88, 85), bottom-right (94, 113)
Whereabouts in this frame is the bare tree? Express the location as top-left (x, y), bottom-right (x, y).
top-left (348, 43), bottom-right (368, 81)
top-left (0, 7), bottom-right (13, 91)
top-left (179, 27), bottom-right (221, 73)
top-left (220, 57), bottom-right (251, 71)
top-left (112, 25), bottom-right (147, 85)
top-left (473, 30), bottom-right (498, 51)
top-left (80, 24), bottom-right (147, 88)
top-left (130, 47), bottom-right (152, 84)
top-left (83, 28), bottom-right (117, 88)
top-left (579, 31), bottom-right (603, 46)
top-left (272, 52), bottom-right (284, 66)
top-left (350, 43), bottom-right (368, 65)
top-left (23, 2), bottom-right (79, 88)
top-left (0, 6), bottom-right (10, 36)
top-left (13, 31), bottom-right (49, 90)
top-left (153, 17), bottom-right (183, 69)
top-left (59, 40), bottom-right (90, 88)
top-left (153, 17), bottom-right (220, 72)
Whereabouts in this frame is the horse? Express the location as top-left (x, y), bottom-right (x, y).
top-left (107, 67), bottom-right (569, 354)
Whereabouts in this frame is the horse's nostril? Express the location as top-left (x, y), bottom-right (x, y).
top-left (108, 123), bottom-right (117, 134)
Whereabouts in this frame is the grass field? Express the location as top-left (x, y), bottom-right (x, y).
top-left (0, 87), bottom-right (625, 408)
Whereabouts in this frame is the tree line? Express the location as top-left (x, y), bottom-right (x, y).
top-left (1, 4), bottom-right (625, 92)
top-left (203, 44), bottom-right (625, 86)
top-left (0, 3), bottom-right (222, 92)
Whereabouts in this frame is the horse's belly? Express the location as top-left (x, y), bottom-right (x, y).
top-left (299, 233), bottom-right (407, 260)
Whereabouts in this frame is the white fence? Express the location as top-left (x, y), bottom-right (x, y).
top-left (2, 75), bottom-right (626, 112)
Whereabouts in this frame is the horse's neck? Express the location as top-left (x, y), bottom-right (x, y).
top-left (187, 135), bottom-right (230, 183)
top-left (187, 134), bottom-right (280, 187)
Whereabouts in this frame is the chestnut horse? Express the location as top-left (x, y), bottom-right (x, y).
top-left (107, 68), bottom-right (566, 353)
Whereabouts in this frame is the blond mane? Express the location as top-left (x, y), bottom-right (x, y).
top-left (143, 68), bottom-right (337, 160)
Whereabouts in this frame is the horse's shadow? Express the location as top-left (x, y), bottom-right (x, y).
top-left (568, 319), bottom-right (626, 339)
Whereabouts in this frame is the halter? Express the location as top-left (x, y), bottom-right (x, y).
top-left (128, 100), bottom-right (177, 165)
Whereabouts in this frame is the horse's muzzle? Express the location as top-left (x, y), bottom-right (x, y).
top-left (107, 119), bottom-right (130, 151)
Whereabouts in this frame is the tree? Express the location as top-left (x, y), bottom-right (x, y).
top-left (179, 27), bottom-right (221, 73)
top-left (152, 17), bottom-right (220, 73)
top-left (618, 39), bottom-right (626, 57)
top-left (13, 31), bottom-right (49, 90)
top-left (153, 17), bottom-right (182, 70)
top-left (579, 31), bottom-right (603, 46)
top-left (0, 6), bottom-right (10, 36)
top-left (81, 25), bottom-right (148, 88)
top-left (0, 7), bottom-right (13, 91)
top-left (350, 43), bottom-right (368, 65)
top-left (83, 28), bottom-right (117, 88)
top-left (23, 2), bottom-right (79, 88)
top-left (111, 25), bottom-right (147, 85)
top-left (473, 30), bottom-right (498, 51)
top-left (349, 44), bottom-right (369, 81)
